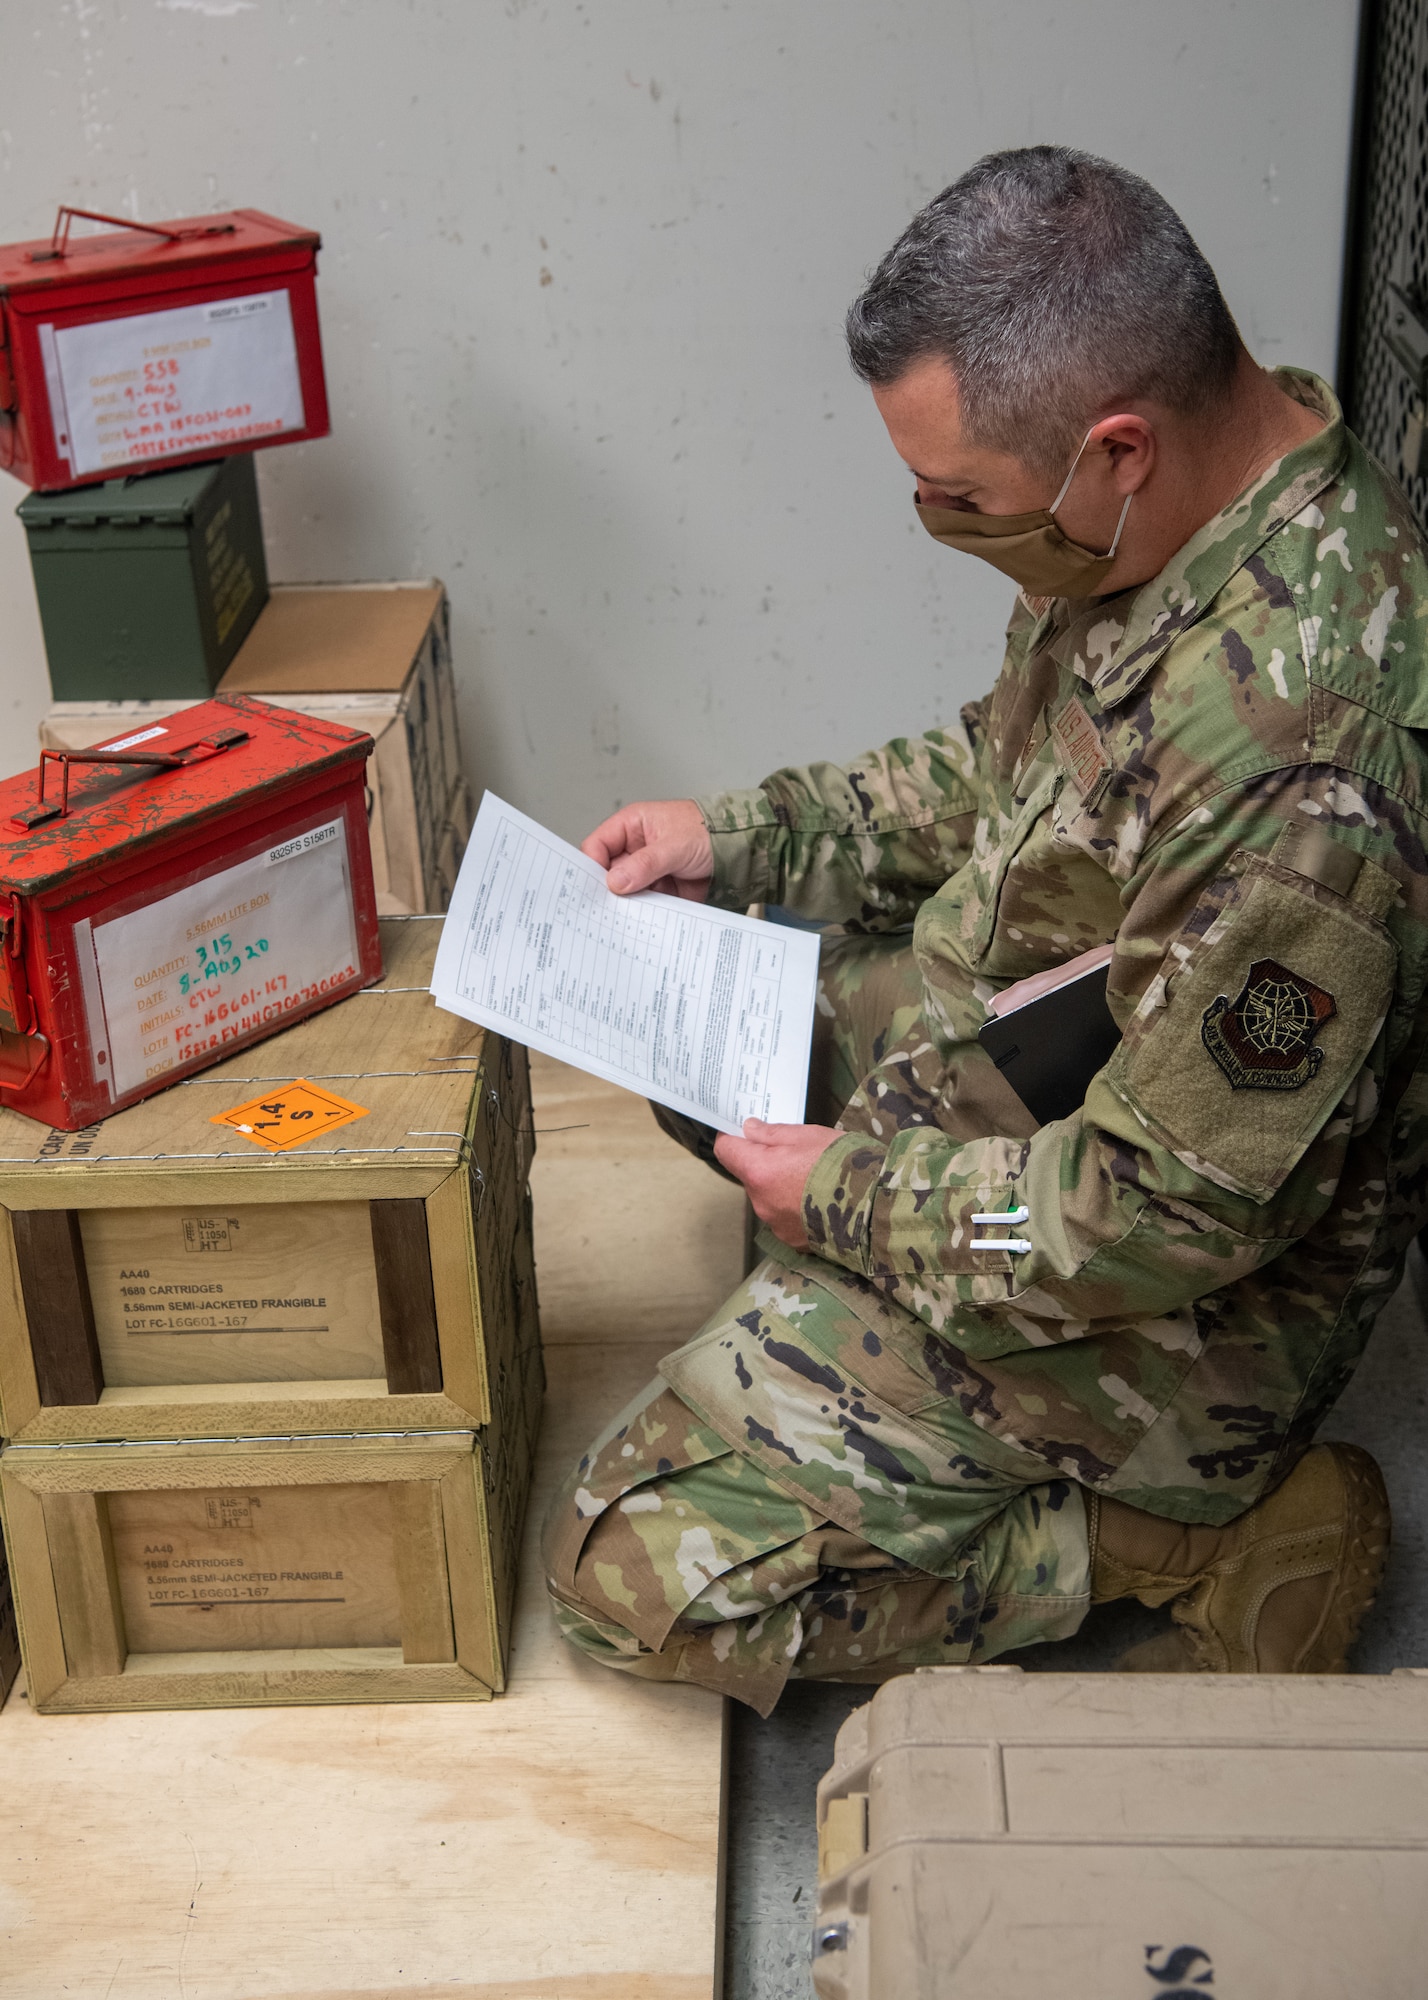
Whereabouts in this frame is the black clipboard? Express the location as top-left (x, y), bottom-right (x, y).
top-left (978, 960), bottom-right (1121, 1127)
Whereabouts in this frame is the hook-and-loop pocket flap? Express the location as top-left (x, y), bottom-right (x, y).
top-left (1098, 853), bottom-right (1397, 1202)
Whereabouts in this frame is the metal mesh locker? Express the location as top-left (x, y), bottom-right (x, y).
top-left (1344, 0), bottom-right (1428, 528)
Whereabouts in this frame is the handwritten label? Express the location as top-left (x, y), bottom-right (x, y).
top-left (211, 1079), bottom-right (370, 1152)
top-left (86, 823), bottom-right (358, 1099)
top-left (46, 287), bottom-right (305, 477)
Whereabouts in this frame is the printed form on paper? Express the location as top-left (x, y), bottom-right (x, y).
top-left (431, 794), bottom-right (820, 1136)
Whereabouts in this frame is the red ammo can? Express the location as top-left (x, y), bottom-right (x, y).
top-left (0, 206), bottom-right (329, 491)
top-left (0, 694), bottom-right (381, 1130)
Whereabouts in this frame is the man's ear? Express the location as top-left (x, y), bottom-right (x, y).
top-left (1088, 413), bottom-right (1155, 493)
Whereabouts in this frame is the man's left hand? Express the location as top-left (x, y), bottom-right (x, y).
top-left (714, 1119), bottom-right (843, 1250)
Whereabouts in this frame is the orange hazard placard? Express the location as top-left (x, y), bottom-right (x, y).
top-left (211, 1079), bottom-right (370, 1152)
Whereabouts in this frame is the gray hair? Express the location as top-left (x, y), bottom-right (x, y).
top-left (845, 147), bottom-right (1241, 476)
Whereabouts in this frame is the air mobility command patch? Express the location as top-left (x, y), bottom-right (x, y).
top-left (1201, 958), bottom-right (1337, 1091)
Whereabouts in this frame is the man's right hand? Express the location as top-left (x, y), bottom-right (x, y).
top-left (582, 799), bottom-right (714, 900)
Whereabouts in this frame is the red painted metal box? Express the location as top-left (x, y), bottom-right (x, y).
top-left (0, 206), bottom-right (330, 491)
top-left (0, 694), bottom-right (381, 1130)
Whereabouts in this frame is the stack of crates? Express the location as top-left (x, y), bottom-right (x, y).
top-left (0, 207), bottom-right (502, 1711)
top-left (0, 920), bottom-right (543, 1712)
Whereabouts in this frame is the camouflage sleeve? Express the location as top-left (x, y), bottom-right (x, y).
top-left (696, 712), bottom-right (985, 927)
top-left (802, 772), bottom-right (1403, 1352)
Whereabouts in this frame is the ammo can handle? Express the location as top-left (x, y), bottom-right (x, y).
top-left (32, 206), bottom-right (239, 263)
top-left (8, 729), bottom-right (249, 833)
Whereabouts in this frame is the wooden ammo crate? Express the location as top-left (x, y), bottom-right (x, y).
top-left (0, 918), bottom-right (540, 1443)
top-left (0, 1426), bottom-right (539, 1711)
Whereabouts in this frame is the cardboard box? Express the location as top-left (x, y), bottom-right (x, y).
top-left (813, 1664), bottom-right (1428, 2000)
top-left (0, 1424), bottom-right (539, 1711)
top-left (18, 455), bottom-right (269, 701)
top-left (41, 581), bottom-right (467, 914)
top-left (0, 919), bottom-right (539, 1442)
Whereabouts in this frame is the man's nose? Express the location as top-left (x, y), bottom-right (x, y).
top-left (917, 484), bottom-right (975, 511)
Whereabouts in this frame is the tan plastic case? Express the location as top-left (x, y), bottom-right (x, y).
top-left (814, 1664), bottom-right (1428, 1999)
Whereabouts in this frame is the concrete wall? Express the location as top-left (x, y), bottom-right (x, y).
top-left (0, 0), bottom-right (1360, 838)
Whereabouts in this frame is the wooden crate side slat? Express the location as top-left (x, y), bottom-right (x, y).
top-left (35, 1657), bottom-right (493, 1713)
top-left (39, 1490), bottom-right (127, 1678)
top-left (0, 1207), bottom-right (41, 1438)
top-left (5, 1387), bottom-right (476, 1445)
top-left (0, 1554), bottom-right (17, 1707)
top-left (3, 1437), bottom-right (474, 1496)
top-left (427, 1166), bottom-right (488, 1423)
top-left (370, 705), bottom-right (424, 912)
top-left (370, 1198), bottom-right (444, 1395)
top-left (439, 1454), bottom-right (500, 1694)
top-left (0, 1161), bottom-right (454, 1209)
top-left (0, 1469), bottom-right (67, 1706)
top-left (388, 1479), bottom-right (456, 1664)
top-left (11, 1209), bottom-right (104, 1405)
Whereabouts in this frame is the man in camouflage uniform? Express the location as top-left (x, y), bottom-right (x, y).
top-left (543, 147), bottom-right (1415, 1712)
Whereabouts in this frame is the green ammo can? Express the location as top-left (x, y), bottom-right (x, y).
top-left (17, 454), bottom-right (269, 701)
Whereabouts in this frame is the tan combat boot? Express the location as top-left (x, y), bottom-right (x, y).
top-left (1089, 1443), bottom-right (1391, 1673)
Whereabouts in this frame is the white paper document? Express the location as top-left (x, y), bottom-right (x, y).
top-left (431, 794), bottom-right (820, 1135)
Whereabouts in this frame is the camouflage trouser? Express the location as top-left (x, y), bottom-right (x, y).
top-left (542, 931), bottom-right (1092, 1715)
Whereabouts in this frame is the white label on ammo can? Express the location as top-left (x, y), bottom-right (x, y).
top-left (95, 724), bottom-right (171, 754)
top-left (88, 820), bottom-right (359, 1097)
top-left (265, 819), bottom-right (341, 866)
top-left (48, 287), bottom-right (305, 478)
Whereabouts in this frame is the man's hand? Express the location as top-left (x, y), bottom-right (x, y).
top-left (582, 799), bottom-right (714, 900)
top-left (714, 1119), bottom-right (843, 1250)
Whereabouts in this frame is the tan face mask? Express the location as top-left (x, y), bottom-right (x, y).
top-left (914, 428), bottom-right (1133, 597)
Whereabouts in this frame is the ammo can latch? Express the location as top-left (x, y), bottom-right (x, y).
top-left (0, 895), bottom-right (35, 1038)
top-left (0, 307), bottom-right (14, 415)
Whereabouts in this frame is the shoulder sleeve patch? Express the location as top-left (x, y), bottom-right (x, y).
top-left (1096, 857), bottom-right (1396, 1201)
top-left (1202, 959), bottom-right (1335, 1091)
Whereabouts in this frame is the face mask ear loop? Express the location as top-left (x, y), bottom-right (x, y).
top-left (1050, 428), bottom-right (1134, 559)
top-left (1106, 490), bottom-right (1133, 558)
top-left (1049, 428), bottom-right (1097, 514)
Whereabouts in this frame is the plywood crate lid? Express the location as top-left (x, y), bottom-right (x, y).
top-left (41, 694), bottom-right (405, 748)
top-left (813, 1665), bottom-right (1428, 2000)
top-left (0, 918), bottom-right (482, 1201)
top-left (221, 583), bottom-right (445, 696)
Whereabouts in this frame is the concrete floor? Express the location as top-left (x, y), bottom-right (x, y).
top-left (720, 1249), bottom-right (1428, 1998)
